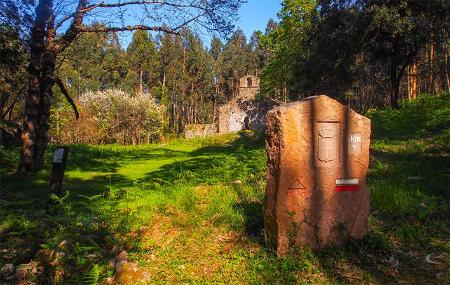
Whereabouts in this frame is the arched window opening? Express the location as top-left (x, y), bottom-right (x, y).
top-left (247, 77), bottom-right (252, 87)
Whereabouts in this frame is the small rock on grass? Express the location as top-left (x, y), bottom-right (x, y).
top-left (0, 264), bottom-right (15, 280)
top-left (110, 250), bottom-right (152, 285)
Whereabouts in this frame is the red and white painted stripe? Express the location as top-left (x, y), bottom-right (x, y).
top-left (335, 178), bottom-right (359, 192)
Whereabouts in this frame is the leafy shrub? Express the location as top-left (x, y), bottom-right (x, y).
top-left (50, 89), bottom-right (165, 145)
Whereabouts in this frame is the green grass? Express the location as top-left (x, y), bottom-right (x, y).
top-left (0, 94), bottom-right (449, 284)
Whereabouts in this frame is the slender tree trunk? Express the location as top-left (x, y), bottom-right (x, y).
top-left (408, 63), bottom-right (418, 100)
top-left (446, 50), bottom-right (450, 92)
top-left (429, 42), bottom-right (436, 94)
top-left (390, 63), bottom-right (400, 109)
top-left (56, 108), bottom-right (59, 140)
top-left (139, 69), bottom-right (143, 95)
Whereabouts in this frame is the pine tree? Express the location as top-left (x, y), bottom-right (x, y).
top-left (127, 30), bottom-right (159, 95)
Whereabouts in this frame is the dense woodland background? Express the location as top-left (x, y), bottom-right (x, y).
top-left (0, 1), bottom-right (449, 284)
top-left (1, 0), bottom-right (449, 146)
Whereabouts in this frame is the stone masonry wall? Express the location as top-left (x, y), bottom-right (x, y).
top-left (185, 75), bottom-right (275, 137)
top-left (184, 124), bottom-right (217, 139)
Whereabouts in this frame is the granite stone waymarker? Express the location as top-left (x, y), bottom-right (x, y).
top-left (264, 95), bottom-right (371, 254)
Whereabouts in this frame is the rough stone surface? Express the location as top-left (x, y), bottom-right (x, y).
top-left (218, 74), bottom-right (279, 133)
top-left (185, 75), bottom-right (277, 136)
top-left (239, 75), bottom-right (260, 99)
top-left (264, 95), bottom-right (371, 254)
top-left (112, 250), bottom-right (151, 284)
top-left (218, 97), bottom-right (277, 133)
top-left (0, 264), bottom-right (15, 280)
top-left (184, 124), bottom-right (217, 139)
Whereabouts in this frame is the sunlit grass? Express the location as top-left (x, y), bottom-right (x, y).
top-left (0, 95), bottom-right (449, 283)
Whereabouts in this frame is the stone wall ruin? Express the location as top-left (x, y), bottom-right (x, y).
top-left (218, 75), bottom-right (278, 134)
top-left (185, 75), bottom-right (277, 138)
top-left (184, 124), bottom-right (217, 139)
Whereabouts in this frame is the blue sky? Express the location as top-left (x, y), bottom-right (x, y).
top-left (117, 0), bottom-right (281, 48)
top-left (237, 0), bottom-right (281, 40)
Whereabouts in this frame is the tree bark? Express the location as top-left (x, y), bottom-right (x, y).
top-left (446, 49), bottom-right (450, 92)
top-left (429, 42), bottom-right (436, 94)
top-left (34, 51), bottom-right (57, 170)
top-left (18, 0), bottom-right (53, 175)
top-left (390, 62), bottom-right (400, 109)
top-left (408, 63), bottom-right (418, 100)
top-left (139, 69), bottom-right (143, 95)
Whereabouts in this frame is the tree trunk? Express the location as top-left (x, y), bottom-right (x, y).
top-left (446, 50), bottom-right (450, 92)
top-left (408, 63), bottom-right (418, 100)
top-left (139, 69), bottom-right (143, 95)
top-left (390, 64), bottom-right (400, 109)
top-left (429, 42), bottom-right (436, 94)
top-left (18, 0), bottom-right (53, 175)
top-left (35, 51), bottom-right (57, 170)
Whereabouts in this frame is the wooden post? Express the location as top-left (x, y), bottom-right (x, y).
top-left (49, 146), bottom-right (69, 198)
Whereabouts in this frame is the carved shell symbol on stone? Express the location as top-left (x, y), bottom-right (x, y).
top-left (318, 128), bottom-right (337, 163)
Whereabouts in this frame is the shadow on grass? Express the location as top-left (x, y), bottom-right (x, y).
top-left (1, 128), bottom-right (448, 284)
top-left (369, 148), bottom-right (449, 198)
top-left (232, 201), bottom-right (264, 238)
top-left (139, 132), bottom-right (266, 187)
top-left (0, 167), bottom-right (145, 283)
top-left (0, 174), bottom-right (148, 283)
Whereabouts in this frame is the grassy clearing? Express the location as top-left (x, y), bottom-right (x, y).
top-left (1, 94), bottom-right (449, 284)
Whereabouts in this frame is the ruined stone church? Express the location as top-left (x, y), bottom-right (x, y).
top-left (184, 75), bottom-right (278, 138)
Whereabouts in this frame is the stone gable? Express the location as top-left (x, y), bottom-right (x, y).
top-left (184, 75), bottom-right (278, 138)
top-left (218, 75), bottom-right (277, 134)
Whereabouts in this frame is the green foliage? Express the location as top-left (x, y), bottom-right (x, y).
top-left (259, 0), bottom-right (450, 108)
top-left (0, 214), bottom-right (37, 235)
top-left (82, 264), bottom-right (100, 285)
top-left (0, 24), bottom-right (28, 122)
top-left (58, 27), bottom-right (130, 94)
top-left (216, 29), bottom-right (260, 101)
top-left (127, 30), bottom-right (159, 94)
top-left (259, 0), bottom-right (320, 101)
top-left (368, 93), bottom-right (450, 142)
top-left (1, 97), bottom-right (449, 283)
top-left (157, 30), bottom-right (218, 133)
top-left (0, 144), bottom-right (19, 176)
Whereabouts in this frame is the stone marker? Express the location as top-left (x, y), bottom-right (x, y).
top-left (49, 147), bottom-right (69, 198)
top-left (264, 95), bottom-right (371, 254)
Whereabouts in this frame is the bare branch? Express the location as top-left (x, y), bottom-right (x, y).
top-left (2, 84), bottom-right (27, 121)
top-left (54, 2), bottom-right (100, 29)
top-left (77, 24), bottom-right (177, 34)
top-left (92, 1), bottom-right (206, 11)
top-left (55, 77), bottom-right (79, 119)
top-left (54, 0), bottom-right (88, 53)
top-left (172, 10), bottom-right (208, 31)
top-left (55, 0), bottom-right (208, 29)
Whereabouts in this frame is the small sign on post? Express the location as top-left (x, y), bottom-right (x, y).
top-left (49, 147), bottom-right (69, 198)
